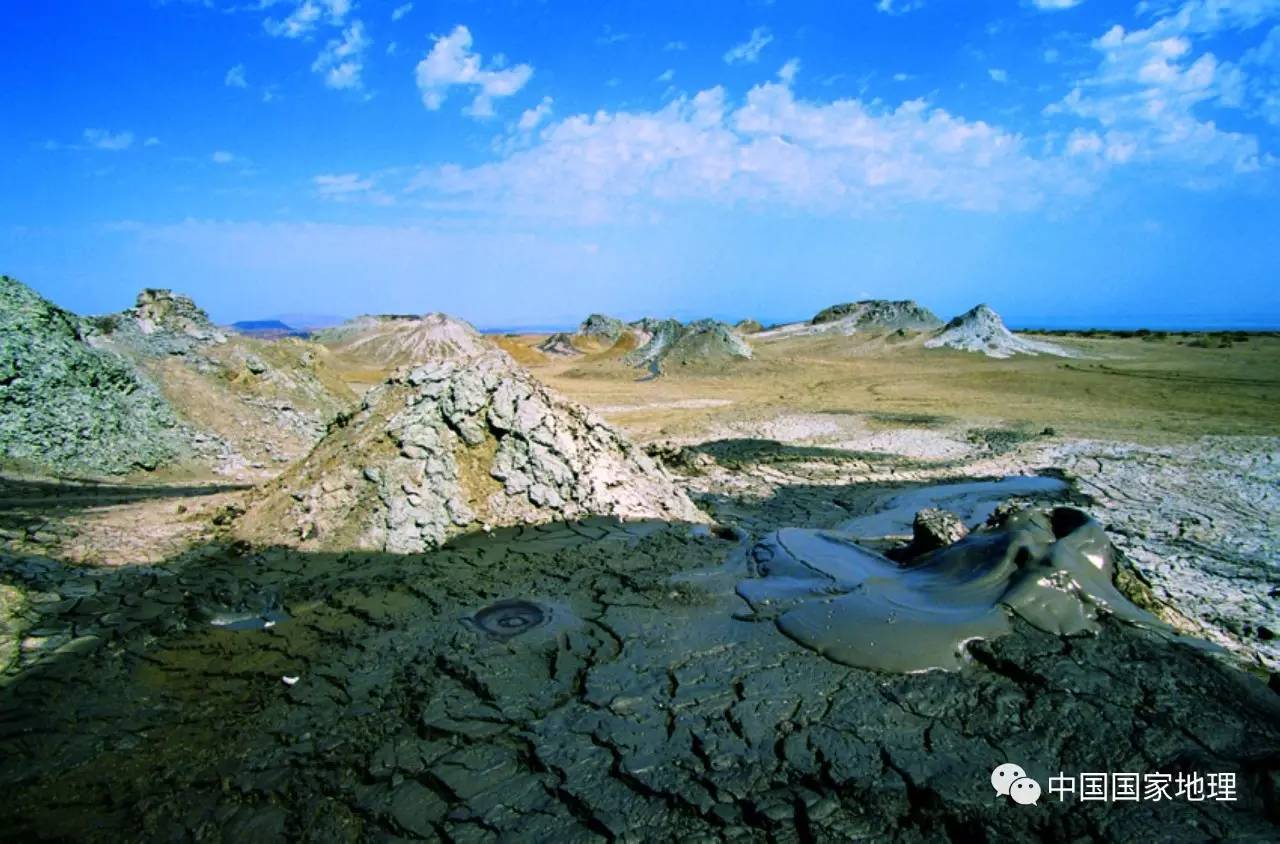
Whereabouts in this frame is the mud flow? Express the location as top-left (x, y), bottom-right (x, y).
top-left (741, 506), bottom-right (1161, 672)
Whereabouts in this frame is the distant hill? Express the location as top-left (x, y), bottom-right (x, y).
top-left (230, 319), bottom-right (308, 339)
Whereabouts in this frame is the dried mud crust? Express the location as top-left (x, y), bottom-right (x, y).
top-left (2, 510), bottom-right (1279, 841)
top-left (1053, 436), bottom-right (1280, 671)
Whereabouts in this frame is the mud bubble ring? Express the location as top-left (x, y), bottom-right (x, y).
top-left (469, 599), bottom-right (549, 638)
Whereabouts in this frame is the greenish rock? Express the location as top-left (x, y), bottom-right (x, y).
top-left (0, 276), bottom-right (190, 475)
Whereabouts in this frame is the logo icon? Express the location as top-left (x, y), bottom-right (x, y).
top-left (1010, 776), bottom-right (1041, 805)
top-left (991, 763), bottom-right (1041, 805)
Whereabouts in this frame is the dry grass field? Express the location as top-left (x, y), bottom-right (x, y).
top-left (489, 331), bottom-right (1280, 446)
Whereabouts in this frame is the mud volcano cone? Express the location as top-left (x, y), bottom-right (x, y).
top-left (925, 304), bottom-right (1073, 358)
top-left (238, 348), bottom-right (707, 551)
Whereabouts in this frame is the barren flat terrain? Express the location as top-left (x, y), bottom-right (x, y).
top-left (2, 317), bottom-right (1278, 841)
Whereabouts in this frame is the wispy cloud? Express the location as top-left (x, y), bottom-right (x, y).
top-left (263, 0), bottom-right (351, 39)
top-left (415, 25), bottom-right (533, 118)
top-left (225, 64), bottom-right (247, 88)
top-left (1031, 0), bottom-right (1084, 9)
top-left (312, 20), bottom-right (370, 90)
top-left (212, 150), bottom-right (237, 164)
top-left (391, 3), bottom-right (412, 22)
top-left (664, 40), bottom-right (688, 52)
top-left (989, 67), bottom-right (1009, 83)
top-left (313, 172), bottom-right (392, 203)
top-left (596, 25), bottom-right (629, 46)
top-left (83, 129), bottom-right (134, 151)
top-left (876, 0), bottom-right (926, 15)
top-left (724, 27), bottom-right (773, 65)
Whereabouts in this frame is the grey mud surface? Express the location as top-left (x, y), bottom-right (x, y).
top-left (3, 478), bottom-right (1280, 841)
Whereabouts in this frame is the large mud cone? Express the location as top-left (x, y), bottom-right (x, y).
top-left (537, 332), bottom-right (581, 356)
top-left (314, 312), bottom-right (489, 369)
top-left (810, 299), bottom-right (942, 331)
top-left (578, 313), bottom-right (625, 343)
top-left (0, 276), bottom-right (192, 475)
top-left (624, 318), bottom-right (752, 370)
top-left (238, 349), bottom-right (708, 552)
top-left (925, 304), bottom-right (1074, 358)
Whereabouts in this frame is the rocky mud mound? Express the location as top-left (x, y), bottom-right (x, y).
top-left (926, 304), bottom-right (1074, 358)
top-left (578, 313), bottom-right (626, 343)
top-left (86, 289), bottom-right (355, 474)
top-left (536, 332), bottom-right (581, 356)
top-left (0, 276), bottom-right (192, 476)
top-left (624, 318), bottom-right (752, 371)
top-left (812, 299), bottom-right (943, 332)
top-left (314, 313), bottom-right (489, 369)
top-left (741, 505), bottom-right (1159, 672)
top-left (734, 318), bottom-right (764, 334)
top-left (237, 348), bottom-right (706, 552)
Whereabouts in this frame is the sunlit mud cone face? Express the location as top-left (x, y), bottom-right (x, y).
top-left (739, 507), bottom-right (1163, 673)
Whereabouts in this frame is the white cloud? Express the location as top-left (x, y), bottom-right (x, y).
top-left (314, 172), bottom-right (393, 204)
top-left (656, 68), bottom-right (675, 83)
top-left (876, 0), bottom-right (926, 15)
top-left (989, 68), bottom-right (1009, 83)
top-left (83, 129), bottom-right (134, 151)
top-left (387, 41), bottom-right (398, 56)
top-left (225, 64), bottom-right (247, 88)
top-left (1243, 24), bottom-right (1280, 123)
top-left (1047, 1), bottom-right (1276, 176)
top-left (517, 96), bottom-right (553, 131)
top-left (415, 25), bottom-right (533, 117)
top-left (312, 20), bottom-right (370, 90)
top-left (408, 76), bottom-right (1075, 222)
top-left (391, 3), bottom-right (413, 22)
top-left (264, 0), bottom-right (351, 39)
top-left (144, 137), bottom-right (161, 147)
top-left (778, 59), bottom-right (801, 85)
top-left (1032, 0), bottom-right (1084, 9)
top-left (212, 150), bottom-right (236, 164)
top-left (724, 27), bottom-right (773, 65)
top-left (893, 72), bottom-right (914, 81)
top-left (664, 41), bottom-right (688, 52)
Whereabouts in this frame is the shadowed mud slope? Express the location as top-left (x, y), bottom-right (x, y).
top-left (3, 476), bottom-right (1279, 841)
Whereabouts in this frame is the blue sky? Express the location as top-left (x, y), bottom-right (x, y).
top-left (3, 0), bottom-right (1279, 329)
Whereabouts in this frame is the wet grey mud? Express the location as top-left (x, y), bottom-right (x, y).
top-left (741, 507), bottom-right (1161, 673)
top-left (2, 481), bottom-right (1279, 841)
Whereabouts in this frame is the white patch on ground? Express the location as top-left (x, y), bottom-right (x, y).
top-left (825, 429), bottom-right (972, 460)
top-left (597, 399), bottom-right (736, 413)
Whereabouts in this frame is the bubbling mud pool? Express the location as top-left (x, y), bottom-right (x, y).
top-left (738, 506), bottom-right (1164, 673)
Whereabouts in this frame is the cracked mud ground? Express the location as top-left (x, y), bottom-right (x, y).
top-left (2, 484), bottom-right (1279, 842)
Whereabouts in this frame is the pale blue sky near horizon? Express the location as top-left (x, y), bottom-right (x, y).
top-left (3, 0), bottom-right (1279, 330)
